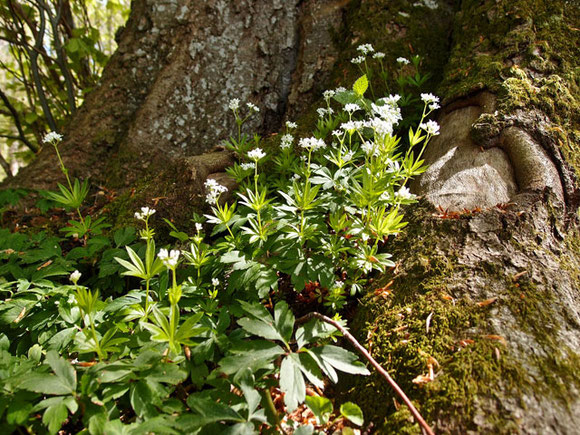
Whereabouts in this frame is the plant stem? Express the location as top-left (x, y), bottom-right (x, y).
top-left (296, 312), bottom-right (435, 435)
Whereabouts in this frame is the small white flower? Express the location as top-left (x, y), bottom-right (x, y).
top-left (429, 102), bottom-right (441, 111)
top-left (286, 121), bottom-right (297, 129)
top-left (70, 270), bottom-right (81, 284)
top-left (332, 130), bottom-right (343, 138)
top-left (381, 94), bottom-right (402, 106)
top-left (292, 174), bottom-right (301, 180)
top-left (323, 90), bottom-right (335, 100)
top-left (159, 248), bottom-right (180, 268)
top-left (43, 131), bottom-right (63, 144)
top-left (361, 141), bottom-right (379, 157)
top-left (299, 137), bottom-right (326, 151)
top-left (334, 280), bottom-right (345, 289)
top-left (195, 223), bottom-right (203, 232)
top-left (357, 43), bottom-right (374, 55)
top-left (361, 233), bottom-right (370, 242)
top-left (228, 98), bottom-right (240, 111)
top-left (280, 134), bottom-right (294, 149)
top-left (351, 56), bottom-right (365, 65)
top-left (344, 103), bottom-right (361, 113)
top-left (241, 162), bottom-right (256, 171)
top-left (420, 93), bottom-right (440, 105)
top-left (204, 179), bottom-right (228, 205)
top-left (247, 102), bottom-right (259, 112)
top-left (135, 206), bottom-right (156, 221)
top-left (334, 86), bottom-right (347, 94)
top-left (395, 186), bottom-right (415, 200)
top-left (419, 120), bottom-right (440, 136)
top-left (212, 278), bottom-right (220, 286)
top-left (397, 57), bottom-right (410, 65)
top-left (373, 52), bottom-right (386, 59)
top-left (247, 148), bottom-right (266, 161)
top-left (343, 150), bottom-right (355, 162)
top-left (317, 108), bottom-right (327, 118)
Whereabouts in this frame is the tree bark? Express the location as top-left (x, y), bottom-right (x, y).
top-left (3, 0), bottom-right (579, 433)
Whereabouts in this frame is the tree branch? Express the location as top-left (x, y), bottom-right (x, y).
top-left (296, 312), bottom-right (435, 435)
top-left (0, 152), bottom-right (13, 178)
top-left (0, 88), bottom-right (39, 152)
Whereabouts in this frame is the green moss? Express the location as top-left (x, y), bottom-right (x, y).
top-left (343, 207), bottom-right (580, 432)
top-left (440, 0), bottom-right (580, 174)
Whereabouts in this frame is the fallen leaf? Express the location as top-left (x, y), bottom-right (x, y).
top-left (36, 260), bottom-right (53, 270)
top-left (476, 297), bottom-right (498, 307)
top-left (412, 374), bottom-right (432, 385)
top-left (482, 335), bottom-right (507, 346)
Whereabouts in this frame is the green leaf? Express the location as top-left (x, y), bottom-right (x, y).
top-left (294, 425), bottom-right (314, 435)
top-left (305, 395), bottom-right (333, 425)
top-left (220, 340), bottom-right (284, 375)
top-left (353, 74), bottom-right (368, 97)
top-left (309, 345), bottom-right (370, 379)
top-left (274, 301), bottom-right (294, 344)
top-left (130, 381), bottom-right (155, 418)
top-left (43, 400), bottom-right (68, 434)
top-left (46, 351), bottom-right (76, 391)
top-left (20, 373), bottom-right (75, 395)
top-left (6, 399), bottom-right (32, 425)
top-left (340, 402), bottom-right (364, 426)
top-left (114, 227), bottom-right (136, 247)
top-left (280, 354), bottom-right (306, 412)
top-left (186, 395), bottom-right (244, 425)
top-left (237, 317), bottom-right (284, 343)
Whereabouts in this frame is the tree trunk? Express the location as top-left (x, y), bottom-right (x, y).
top-left (3, 0), bottom-right (579, 433)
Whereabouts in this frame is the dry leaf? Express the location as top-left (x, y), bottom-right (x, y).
top-left (476, 297), bottom-right (498, 307)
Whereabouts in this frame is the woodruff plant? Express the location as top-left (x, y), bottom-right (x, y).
top-left (0, 43), bottom-right (440, 434)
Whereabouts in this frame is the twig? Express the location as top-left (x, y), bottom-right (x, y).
top-left (296, 312), bottom-right (435, 435)
top-left (0, 88), bottom-right (38, 152)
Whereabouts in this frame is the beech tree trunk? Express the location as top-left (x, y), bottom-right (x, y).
top-left (3, 0), bottom-right (579, 433)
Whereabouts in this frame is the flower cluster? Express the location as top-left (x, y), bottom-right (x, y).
top-left (241, 162), bottom-right (256, 171)
top-left (228, 98), bottom-right (240, 111)
top-left (344, 103), bottom-right (361, 113)
top-left (246, 102), bottom-right (259, 112)
top-left (357, 44), bottom-right (374, 55)
top-left (158, 249), bottom-right (180, 268)
top-left (69, 270), bottom-right (81, 284)
top-left (43, 131), bottom-right (63, 144)
top-left (248, 148), bottom-right (266, 161)
top-left (286, 121), bottom-right (297, 129)
top-left (204, 179), bottom-right (228, 205)
top-left (299, 137), bottom-right (326, 152)
top-left (134, 206), bottom-right (156, 221)
top-left (419, 120), bottom-right (440, 136)
top-left (280, 134), bottom-right (294, 149)
top-left (397, 57), bottom-right (410, 65)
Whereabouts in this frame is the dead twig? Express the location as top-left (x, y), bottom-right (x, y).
top-left (296, 312), bottom-right (435, 435)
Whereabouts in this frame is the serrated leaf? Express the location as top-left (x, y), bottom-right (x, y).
top-left (310, 345), bottom-right (370, 377)
top-left (46, 351), bottom-right (76, 391)
top-left (43, 400), bottom-right (68, 434)
top-left (186, 395), bottom-right (244, 425)
top-left (280, 354), bottom-right (306, 412)
top-left (353, 75), bottom-right (368, 97)
top-left (237, 318), bottom-right (284, 343)
top-left (20, 373), bottom-right (75, 395)
top-left (274, 301), bottom-right (294, 343)
top-left (220, 341), bottom-right (284, 375)
top-left (130, 381), bottom-right (155, 418)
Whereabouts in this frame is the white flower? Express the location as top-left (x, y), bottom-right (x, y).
top-left (343, 150), bottom-right (355, 162)
top-left (286, 121), bottom-right (297, 129)
top-left (371, 102), bottom-right (403, 125)
top-left (70, 270), bottom-right (81, 284)
top-left (386, 159), bottom-right (401, 173)
top-left (340, 121), bottom-right (358, 132)
top-left (395, 186), bottom-right (415, 200)
top-left (317, 108), bottom-right (327, 118)
top-left (195, 223), bottom-right (203, 232)
top-left (241, 162), bottom-right (256, 171)
top-left (159, 248), bottom-right (180, 268)
top-left (299, 137), bottom-right (326, 151)
top-left (381, 94), bottom-right (402, 106)
top-left (429, 102), bottom-right (441, 111)
top-left (204, 179), bottom-right (228, 205)
top-left (247, 148), bottom-right (266, 161)
top-left (419, 120), bottom-right (440, 135)
top-left (368, 117), bottom-right (395, 138)
top-left (228, 98), bottom-right (240, 111)
top-left (397, 57), bottom-right (410, 65)
top-left (43, 131), bottom-right (63, 144)
top-left (351, 56), bottom-right (365, 65)
top-left (361, 233), bottom-right (370, 242)
top-left (247, 102), bottom-right (259, 112)
top-left (373, 52), bottom-right (386, 59)
top-left (361, 141), bottom-right (379, 157)
top-left (323, 90), bottom-right (335, 100)
top-left (135, 206), bottom-right (156, 221)
top-left (420, 93), bottom-right (440, 104)
top-left (292, 174), bottom-right (300, 180)
top-left (280, 134), bottom-right (294, 149)
top-left (334, 280), bottom-right (345, 288)
top-left (212, 278), bottom-right (220, 286)
top-left (344, 103), bottom-right (361, 113)
top-left (334, 86), bottom-right (347, 93)
top-left (357, 43), bottom-right (374, 55)
top-left (332, 130), bottom-right (343, 138)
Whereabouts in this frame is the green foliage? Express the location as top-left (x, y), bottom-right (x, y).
top-left (0, 51), bottom-right (440, 432)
